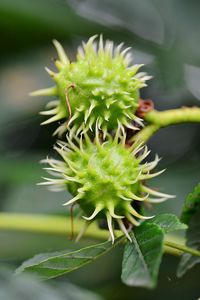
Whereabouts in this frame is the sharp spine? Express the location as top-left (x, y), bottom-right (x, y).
top-left (53, 39), bottom-right (70, 65)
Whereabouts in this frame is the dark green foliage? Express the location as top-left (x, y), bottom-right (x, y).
top-left (180, 183), bottom-right (200, 225)
top-left (121, 223), bottom-right (164, 288)
top-left (16, 237), bottom-right (123, 280)
top-left (147, 214), bottom-right (187, 234)
top-left (177, 184), bottom-right (200, 277)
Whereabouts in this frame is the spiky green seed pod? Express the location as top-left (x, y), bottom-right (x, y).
top-left (39, 129), bottom-right (174, 243)
top-left (32, 35), bottom-right (151, 136)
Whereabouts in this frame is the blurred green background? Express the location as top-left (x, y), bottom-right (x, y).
top-left (0, 0), bottom-right (200, 299)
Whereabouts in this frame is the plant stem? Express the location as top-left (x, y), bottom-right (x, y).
top-left (132, 106), bottom-right (200, 143)
top-left (132, 124), bottom-right (159, 144)
top-left (1, 213), bottom-right (200, 257)
top-left (0, 213), bottom-right (108, 240)
top-left (164, 240), bottom-right (200, 257)
top-left (146, 107), bottom-right (200, 126)
top-left (164, 245), bottom-right (182, 256)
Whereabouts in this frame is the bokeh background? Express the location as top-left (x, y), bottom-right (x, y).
top-left (0, 0), bottom-right (200, 299)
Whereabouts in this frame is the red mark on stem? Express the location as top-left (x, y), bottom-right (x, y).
top-left (136, 99), bottom-right (154, 118)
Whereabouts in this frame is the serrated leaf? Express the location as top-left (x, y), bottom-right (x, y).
top-left (180, 183), bottom-right (200, 225)
top-left (147, 214), bottom-right (187, 234)
top-left (16, 237), bottom-right (123, 280)
top-left (121, 222), bottom-right (164, 288)
top-left (177, 208), bottom-right (200, 277)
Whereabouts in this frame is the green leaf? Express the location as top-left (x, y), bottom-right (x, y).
top-left (177, 184), bottom-right (200, 277)
top-left (180, 183), bottom-right (200, 225)
top-left (121, 222), bottom-right (164, 288)
top-left (177, 208), bottom-right (200, 277)
top-left (16, 237), bottom-right (123, 280)
top-left (147, 214), bottom-right (187, 234)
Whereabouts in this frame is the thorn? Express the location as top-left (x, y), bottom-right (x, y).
top-left (54, 60), bottom-right (63, 70)
top-left (117, 193), bottom-right (132, 201)
top-left (46, 100), bottom-right (59, 109)
top-left (41, 112), bottom-right (64, 125)
top-left (133, 116), bottom-right (144, 128)
top-left (82, 203), bottom-right (103, 220)
top-left (62, 157), bottom-right (78, 173)
top-left (97, 117), bottom-right (103, 130)
top-left (117, 219), bottom-right (132, 242)
top-left (88, 115), bottom-right (95, 132)
top-left (53, 121), bottom-right (68, 137)
top-left (68, 124), bottom-right (78, 139)
top-left (128, 204), bottom-right (154, 220)
top-left (117, 119), bottom-right (125, 135)
top-left (126, 214), bottom-right (140, 226)
top-left (142, 185), bottom-right (175, 199)
top-left (99, 34), bottom-right (104, 53)
top-left (128, 140), bottom-right (143, 153)
top-left (63, 194), bottom-right (82, 206)
top-left (130, 143), bottom-right (144, 156)
top-left (125, 192), bottom-right (149, 201)
top-left (125, 122), bottom-right (140, 131)
top-left (105, 40), bottom-right (114, 56)
top-left (106, 213), bottom-right (115, 244)
top-left (121, 47), bottom-right (131, 57)
top-left (45, 67), bottom-right (56, 78)
top-left (129, 64), bottom-right (144, 75)
top-left (38, 177), bottom-right (66, 185)
top-left (121, 132), bottom-right (126, 146)
top-left (77, 46), bottom-right (85, 59)
top-left (104, 111), bottom-right (110, 122)
top-left (147, 197), bottom-right (169, 203)
top-left (75, 220), bottom-right (91, 242)
top-left (114, 43), bottom-right (124, 56)
top-left (39, 108), bottom-right (57, 116)
top-left (67, 112), bottom-right (79, 126)
top-left (139, 169), bottom-right (166, 180)
top-left (53, 39), bottom-right (69, 64)
top-left (63, 175), bottom-right (81, 184)
top-left (113, 124), bottom-right (121, 145)
top-left (138, 146), bottom-right (151, 162)
top-left (75, 124), bottom-right (84, 137)
top-left (30, 86), bottom-right (57, 97)
top-left (88, 100), bottom-right (96, 115)
top-left (108, 203), bottom-right (124, 219)
top-left (102, 126), bottom-right (108, 140)
top-left (67, 135), bottom-right (81, 154)
top-left (95, 120), bottom-right (101, 147)
top-left (87, 35), bottom-right (98, 45)
top-left (142, 154), bottom-right (161, 172)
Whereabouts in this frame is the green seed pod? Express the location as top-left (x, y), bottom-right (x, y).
top-left (39, 129), bottom-right (174, 243)
top-left (32, 35), bottom-right (151, 136)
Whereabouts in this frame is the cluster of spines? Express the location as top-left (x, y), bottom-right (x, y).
top-left (31, 35), bottom-right (151, 137)
top-left (35, 36), bottom-right (174, 242)
top-left (39, 128), bottom-right (174, 243)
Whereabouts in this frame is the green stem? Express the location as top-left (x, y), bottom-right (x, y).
top-left (165, 240), bottom-right (200, 257)
top-left (164, 245), bottom-right (182, 256)
top-left (0, 213), bottom-right (108, 240)
top-left (132, 124), bottom-right (159, 144)
top-left (132, 106), bottom-right (200, 143)
top-left (146, 107), bottom-right (200, 126)
top-left (1, 213), bottom-right (200, 257)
